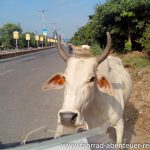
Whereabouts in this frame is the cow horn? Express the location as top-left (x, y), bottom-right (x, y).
top-left (97, 32), bottom-right (112, 64)
top-left (57, 35), bottom-right (70, 62)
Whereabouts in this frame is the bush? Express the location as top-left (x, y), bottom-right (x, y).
top-left (90, 43), bottom-right (102, 56)
top-left (124, 41), bottom-right (132, 53)
top-left (139, 24), bottom-right (150, 54)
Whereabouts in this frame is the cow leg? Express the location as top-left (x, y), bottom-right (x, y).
top-left (114, 118), bottom-right (124, 144)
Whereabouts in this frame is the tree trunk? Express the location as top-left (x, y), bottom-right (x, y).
top-left (127, 18), bottom-right (132, 46)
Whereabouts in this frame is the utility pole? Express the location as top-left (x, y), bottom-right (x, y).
top-left (38, 9), bottom-right (48, 29)
top-left (51, 22), bottom-right (58, 38)
top-left (38, 9), bottom-right (48, 47)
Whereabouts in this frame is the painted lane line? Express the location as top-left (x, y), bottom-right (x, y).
top-left (0, 69), bottom-right (14, 76)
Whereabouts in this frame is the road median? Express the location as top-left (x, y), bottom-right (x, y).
top-left (0, 46), bottom-right (57, 59)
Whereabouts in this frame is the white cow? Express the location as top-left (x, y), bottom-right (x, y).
top-left (42, 32), bottom-right (132, 144)
top-left (81, 45), bottom-right (91, 50)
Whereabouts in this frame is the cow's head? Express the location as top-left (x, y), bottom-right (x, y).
top-left (42, 32), bottom-right (112, 128)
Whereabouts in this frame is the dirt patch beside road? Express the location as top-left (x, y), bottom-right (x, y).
top-left (123, 56), bottom-right (150, 149)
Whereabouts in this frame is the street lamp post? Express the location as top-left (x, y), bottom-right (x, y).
top-left (52, 39), bottom-right (55, 46)
top-left (25, 33), bottom-right (30, 49)
top-left (54, 36), bottom-right (57, 46)
top-left (50, 39), bottom-right (53, 46)
top-left (38, 9), bottom-right (48, 30)
top-left (47, 38), bottom-right (51, 47)
top-left (49, 38), bottom-right (51, 46)
top-left (13, 31), bottom-right (19, 51)
top-left (47, 38), bottom-right (49, 47)
top-left (35, 35), bottom-right (39, 48)
top-left (40, 36), bottom-right (44, 47)
top-left (44, 36), bottom-right (47, 47)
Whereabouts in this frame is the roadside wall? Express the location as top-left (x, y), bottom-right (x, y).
top-left (0, 46), bottom-right (56, 59)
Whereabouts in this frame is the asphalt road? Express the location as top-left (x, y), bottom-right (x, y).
top-left (0, 48), bottom-right (66, 144)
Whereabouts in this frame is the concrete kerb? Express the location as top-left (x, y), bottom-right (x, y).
top-left (0, 46), bottom-right (56, 60)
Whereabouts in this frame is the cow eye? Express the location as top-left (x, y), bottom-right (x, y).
top-left (89, 76), bottom-right (95, 82)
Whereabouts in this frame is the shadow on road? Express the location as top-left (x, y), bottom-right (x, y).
top-left (107, 102), bottom-right (139, 150)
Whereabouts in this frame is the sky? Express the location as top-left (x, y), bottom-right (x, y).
top-left (0, 0), bottom-right (106, 39)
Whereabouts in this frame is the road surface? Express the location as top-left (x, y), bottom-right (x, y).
top-left (0, 48), bottom-right (66, 144)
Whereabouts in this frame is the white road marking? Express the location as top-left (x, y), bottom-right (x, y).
top-left (0, 69), bottom-right (14, 77)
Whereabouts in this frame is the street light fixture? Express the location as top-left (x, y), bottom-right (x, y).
top-left (44, 36), bottom-right (47, 47)
top-left (54, 36), bottom-right (58, 45)
top-left (47, 38), bottom-right (49, 47)
top-left (25, 33), bottom-right (30, 49)
top-left (35, 35), bottom-right (39, 48)
top-left (13, 31), bottom-right (19, 51)
top-left (40, 36), bottom-right (44, 47)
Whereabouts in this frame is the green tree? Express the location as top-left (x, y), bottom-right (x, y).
top-left (70, 23), bottom-right (95, 46)
top-left (70, 0), bottom-right (150, 52)
top-left (21, 32), bottom-right (36, 48)
top-left (139, 23), bottom-right (150, 54)
top-left (0, 23), bottom-right (22, 50)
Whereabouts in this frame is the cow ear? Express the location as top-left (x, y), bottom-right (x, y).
top-left (96, 75), bottom-right (113, 95)
top-left (42, 73), bottom-right (65, 91)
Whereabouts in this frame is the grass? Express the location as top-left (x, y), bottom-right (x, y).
top-left (122, 56), bottom-right (150, 69)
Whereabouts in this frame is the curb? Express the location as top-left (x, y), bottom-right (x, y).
top-left (0, 46), bottom-right (57, 60)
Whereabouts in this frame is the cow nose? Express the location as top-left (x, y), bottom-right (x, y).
top-left (60, 112), bottom-right (78, 126)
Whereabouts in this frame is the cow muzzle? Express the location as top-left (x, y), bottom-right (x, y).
top-left (59, 112), bottom-right (78, 126)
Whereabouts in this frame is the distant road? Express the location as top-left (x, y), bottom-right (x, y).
top-left (0, 48), bottom-right (66, 144)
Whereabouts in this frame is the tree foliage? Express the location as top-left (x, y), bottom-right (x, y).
top-left (139, 23), bottom-right (150, 54)
top-left (21, 32), bottom-right (36, 48)
top-left (70, 0), bottom-right (150, 53)
top-left (0, 23), bottom-right (22, 49)
top-left (0, 23), bottom-right (50, 50)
